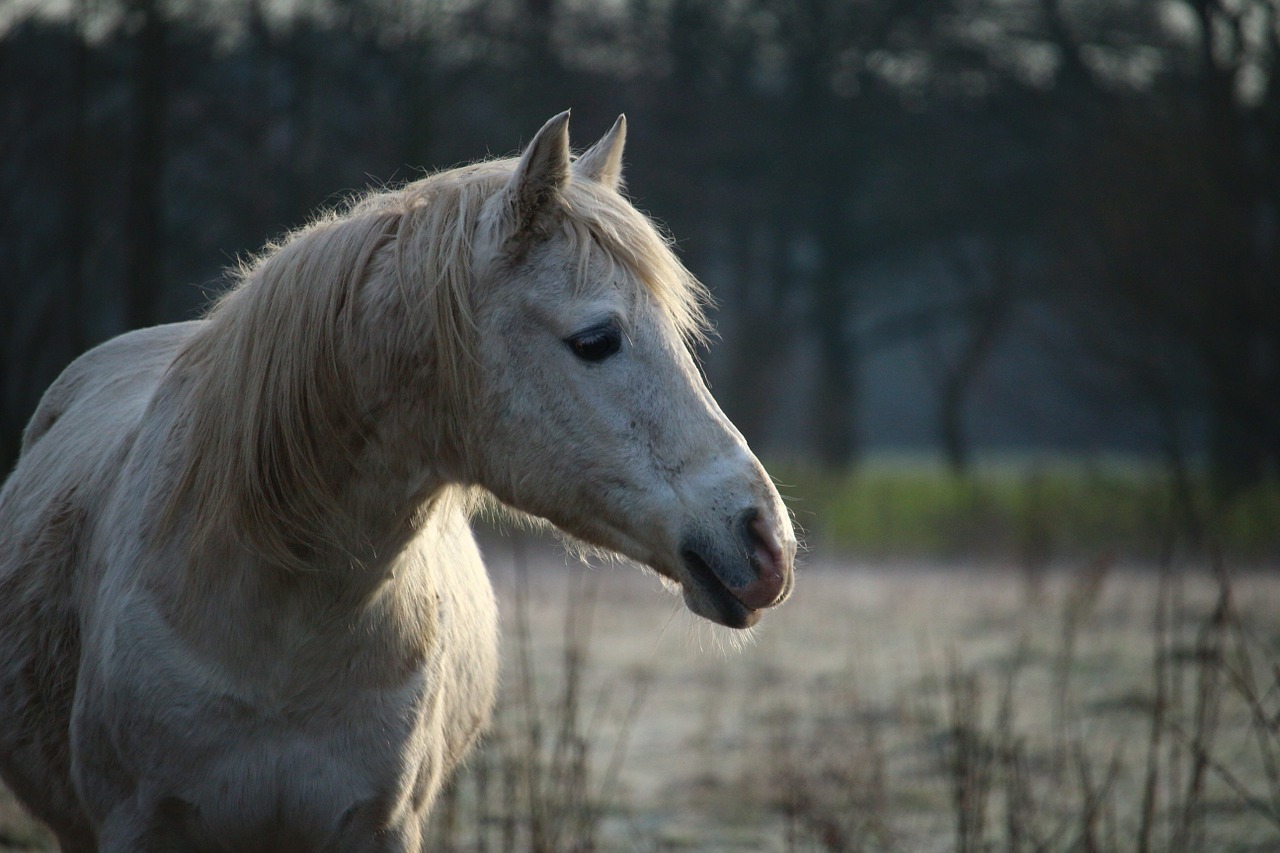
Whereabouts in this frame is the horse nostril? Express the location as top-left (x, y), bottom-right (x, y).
top-left (735, 508), bottom-right (787, 610)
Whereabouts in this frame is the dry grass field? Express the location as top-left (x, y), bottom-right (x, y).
top-left (3, 535), bottom-right (1278, 852)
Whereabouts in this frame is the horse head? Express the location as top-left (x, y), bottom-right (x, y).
top-left (458, 112), bottom-right (796, 628)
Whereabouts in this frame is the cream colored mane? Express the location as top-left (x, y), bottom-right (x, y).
top-left (163, 156), bottom-right (710, 569)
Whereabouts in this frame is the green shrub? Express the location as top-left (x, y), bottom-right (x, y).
top-left (771, 455), bottom-right (1280, 561)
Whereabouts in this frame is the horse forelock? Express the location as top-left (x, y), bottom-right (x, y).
top-left (163, 156), bottom-right (709, 568)
top-left (557, 178), bottom-right (711, 347)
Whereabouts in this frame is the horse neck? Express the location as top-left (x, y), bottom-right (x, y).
top-left (158, 367), bottom-right (460, 656)
top-left (170, 304), bottom-right (464, 583)
top-left (324, 400), bottom-right (460, 568)
top-left (265, 360), bottom-right (468, 575)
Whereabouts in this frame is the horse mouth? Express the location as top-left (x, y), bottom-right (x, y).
top-left (679, 549), bottom-right (761, 629)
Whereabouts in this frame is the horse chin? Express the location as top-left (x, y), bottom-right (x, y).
top-left (677, 550), bottom-right (762, 630)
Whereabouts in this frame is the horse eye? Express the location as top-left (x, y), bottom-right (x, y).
top-left (566, 323), bottom-right (622, 363)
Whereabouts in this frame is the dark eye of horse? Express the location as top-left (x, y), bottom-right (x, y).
top-left (566, 323), bottom-right (622, 363)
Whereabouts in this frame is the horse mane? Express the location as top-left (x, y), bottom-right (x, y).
top-left (162, 156), bottom-right (710, 569)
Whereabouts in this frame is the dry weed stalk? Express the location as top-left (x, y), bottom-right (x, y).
top-left (427, 537), bottom-right (649, 852)
top-left (765, 682), bottom-right (897, 852)
top-left (947, 660), bottom-right (994, 853)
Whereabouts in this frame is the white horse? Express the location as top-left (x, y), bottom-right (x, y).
top-left (0, 112), bottom-right (795, 852)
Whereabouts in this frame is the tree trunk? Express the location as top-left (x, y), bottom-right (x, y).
top-left (63, 2), bottom-right (90, 355)
top-left (808, 167), bottom-right (859, 469)
top-left (811, 269), bottom-right (858, 468)
top-left (122, 0), bottom-right (168, 331)
top-left (720, 218), bottom-right (792, 448)
top-left (939, 252), bottom-right (1014, 475)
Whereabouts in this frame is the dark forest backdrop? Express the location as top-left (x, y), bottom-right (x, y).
top-left (2, 0), bottom-right (1278, 498)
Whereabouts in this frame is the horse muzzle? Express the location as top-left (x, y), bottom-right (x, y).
top-left (677, 508), bottom-right (794, 629)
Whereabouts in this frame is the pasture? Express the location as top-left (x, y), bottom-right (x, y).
top-left (424, 541), bottom-right (1280, 852)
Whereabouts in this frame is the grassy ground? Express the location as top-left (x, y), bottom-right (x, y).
top-left (2, 473), bottom-right (1277, 851)
top-left (421, 543), bottom-right (1280, 852)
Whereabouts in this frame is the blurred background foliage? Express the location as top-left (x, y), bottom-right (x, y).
top-left (1, 0), bottom-right (1277, 557)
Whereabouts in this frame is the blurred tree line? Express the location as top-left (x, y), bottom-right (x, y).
top-left (1, 0), bottom-right (1277, 497)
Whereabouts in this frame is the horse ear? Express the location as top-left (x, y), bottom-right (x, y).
top-left (506, 110), bottom-right (572, 234)
top-left (574, 114), bottom-right (626, 190)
